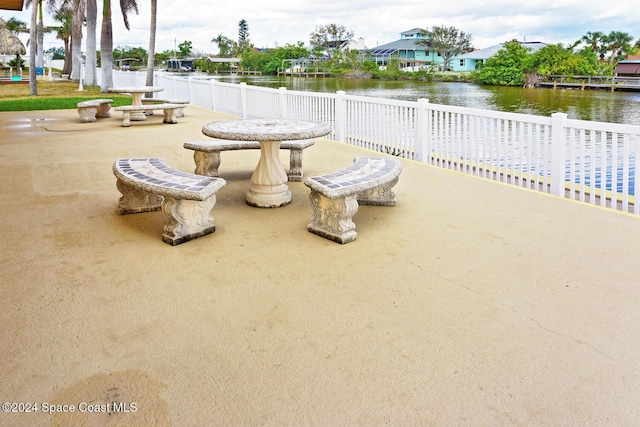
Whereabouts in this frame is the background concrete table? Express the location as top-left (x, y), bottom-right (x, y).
top-left (202, 119), bottom-right (331, 208)
top-left (107, 86), bottom-right (164, 121)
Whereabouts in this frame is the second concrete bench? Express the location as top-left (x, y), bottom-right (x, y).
top-left (183, 139), bottom-right (316, 182)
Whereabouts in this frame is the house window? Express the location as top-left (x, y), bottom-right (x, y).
top-left (459, 59), bottom-right (465, 67)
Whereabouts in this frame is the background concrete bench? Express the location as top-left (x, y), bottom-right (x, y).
top-left (183, 139), bottom-right (315, 182)
top-left (114, 103), bottom-right (184, 127)
top-left (304, 157), bottom-right (402, 243)
top-left (141, 97), bottom-right (189, 117)
top-left (112, 157), bottom-right (226, 245)
top-left (77, 99), bottom-right (113, 123)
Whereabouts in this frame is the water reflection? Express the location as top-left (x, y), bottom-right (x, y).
top-left (204, 74), bottom-right (640, 125)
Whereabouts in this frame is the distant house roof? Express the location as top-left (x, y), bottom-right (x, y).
top-left (207, 57), bottom-right (241, 63)
top-left (367, 28), bottom-right (431, 54)
top-left (400, 28), bottom-right (427, 38)
top-left (615, 60), bottom-right (640, 76)
top-left (456, 42), bottom-right (547, 60)
top-left (370, 38), bottom-right (430, 55)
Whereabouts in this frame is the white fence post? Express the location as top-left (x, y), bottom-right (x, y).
top-left (278, 87), bottom-right (288, 119)
top-left (171, 76), bottom-right (177, 99)
top-left (210, 80), bottom-right (217, 112)
top-left (240, 82), bottom-right (248, 119)
top-left (416, 98), bottom-right (429, 162)
top-left (335, 91), bottom-right (347, 143)
top-left (550, 112), bottom-right (568, 197)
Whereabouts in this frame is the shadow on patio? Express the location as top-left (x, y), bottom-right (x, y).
top-left (1, 106), bottom-right (639, 425)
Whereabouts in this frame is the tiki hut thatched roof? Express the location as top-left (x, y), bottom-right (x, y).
top-left (0, 18), bottom-right (26, 56)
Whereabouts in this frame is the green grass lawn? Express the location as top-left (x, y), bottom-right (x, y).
top-left (0, 80), bottom-right (132, 111)
top-left (0, 96), bottom-right (132, 111)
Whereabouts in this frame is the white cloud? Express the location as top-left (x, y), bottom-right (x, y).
top-left (1, 0), bottom-right (637, 55)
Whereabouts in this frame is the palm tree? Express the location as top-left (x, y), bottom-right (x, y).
top-left (52, 5), bottom-right (73, 75)
top-left (24, 0), bottom-right (56, 70)
top-left (145, 0), bottom-right (157, 89)
top-left (100, 0), bottom-right (139, 91)
top-left (5, 17), bottom-right (28, 35)
top-left (55, 0), bottom-right (93, 83)
top-left (579, 31), bottom-right (604, 58)
top-left (212, 34), bottom-right (233, 57)
top-left (603, 31), bottom-right (635, 64)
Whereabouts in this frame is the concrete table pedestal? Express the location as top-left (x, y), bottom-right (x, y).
top-left (201, 119), bottom-right (331, 208)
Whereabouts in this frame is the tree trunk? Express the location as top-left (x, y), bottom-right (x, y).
top-left (145, 0), bottom-right (157, 92)
top-left (524, 71), bottom-right (540, 88)
top-left (100, 0), bottom-right (113, 92)
top-left (36, 2), bottom-right (43, 69)
top-left (62, 38), bottom-right (72, 75)
top-left (29, 0), bottom-right (37, 95)
top-left (85, 0), bottom-right (97, 86)
top-left (71, 4), bottom-right (84, 81)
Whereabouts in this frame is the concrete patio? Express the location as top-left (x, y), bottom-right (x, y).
top-left (1, 105), bottom-right (639, 426)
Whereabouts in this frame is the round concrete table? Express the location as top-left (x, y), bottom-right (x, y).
top-left (202, 119), bottom-right (331, 208)
top-left (107, 86), bottom-right (164, 121)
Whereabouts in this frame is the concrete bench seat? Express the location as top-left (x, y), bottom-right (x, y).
top-left (112, 158), bottom-right (226, 245)
top-left (304, 157), bottom-right (402, 243)
top-left (141, 97), bottom-right (189, 117)
top-left (77, 98), bottom-right (113, 123)
top-left (113, 103), bottom-right (184, 127)
top-left (183, 139), bottom-right (316, 182)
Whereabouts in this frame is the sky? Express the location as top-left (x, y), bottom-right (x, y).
top-left (1, 0), bottom-right (638, 56)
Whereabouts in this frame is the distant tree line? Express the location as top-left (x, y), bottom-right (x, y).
top-left (208, 23), bottom-right (639, 84)
top-left (475, 30), bottom-right (639, 86)
top-left (5, 8), bottom-right (638, 89)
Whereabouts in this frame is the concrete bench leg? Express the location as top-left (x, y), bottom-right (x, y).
top-left (78, 107), bottom-right (97, 123)
top-left (96, 103), bottom-right (112, 118)
top-left (193, 150), bottom-right (221, 177)
top-left (307, 191), bottom-right (359, 244)
top-left (163, 108), bottom-right (178, 124)
top-left (161, 195), bottom-right (218, 245)
top-left (357, 177), bottom-right (399, 206)
top-left (121, 111), bottom-right (132, 127)
top-left (115, 180), bottom-right (163, 214)
top-left (288, 148), bottom-right (304, 181)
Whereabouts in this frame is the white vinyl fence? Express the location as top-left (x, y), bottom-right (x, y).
top-left (104, 69), bottom-right (640, 215)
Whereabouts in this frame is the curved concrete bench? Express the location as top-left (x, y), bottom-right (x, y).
top-left (77, 98), bottom-right (113, 123)
top-left (114, 103), bottom-right (184, 127)
top-left (112, 158), bottom-right (226, 245)
top-left (304, 157), bottom-right (402, 244)
top-left (183, 139), bottom-right (315, 182)
top-left (141, 97), bottom-right (189, 117)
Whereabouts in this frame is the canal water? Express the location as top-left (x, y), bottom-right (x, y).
top-left (204, 74), bottom-right (640, 126)
top-left (186, 74), bottom-right (639, 195)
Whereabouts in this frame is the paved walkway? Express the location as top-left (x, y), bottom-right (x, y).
top-left (1, 106), bottom-right (639, 426)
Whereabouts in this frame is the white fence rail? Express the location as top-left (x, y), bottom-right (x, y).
top-left (106, 70), bottom-right (640, 215)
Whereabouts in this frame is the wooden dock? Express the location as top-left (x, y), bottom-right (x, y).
top-left (538, 75), bottom-right (640, 92)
